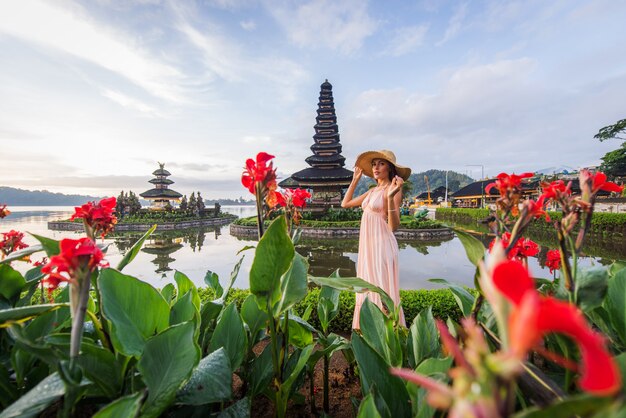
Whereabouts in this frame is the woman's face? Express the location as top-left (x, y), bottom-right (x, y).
top-left (371, 159), bottom-right (390, 181)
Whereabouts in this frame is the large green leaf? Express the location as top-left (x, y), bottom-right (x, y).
top-left (357, 394), bottom-right (382, 418)
top-left (204, 270), bottom-right (223, 299)
top-left (116, 225), bottom-right (156, 271)
top-left (615, 352), bottom-right (626, 397)
top-left (30, 234), bottom-right (60, 257)
top-left (241, 294), bottom-right (268, 344)
top-left (575, 267), bottom-right (609, 311)
top-left (170, 291), bottom-right (199, 327)
top-left (452, 228), bottom-right (485, 266)
top-left (318, 274), bottom-right (341, 335)
top-left (0, 265), bottom-right (26, 301)
top-left (138, 321), bottom-right (200, 418)
top-left (351, 333), bottom-right (411, 418)
top-left (98, 268), bottom-right (170, 357)
top-left (0, 372), bottom-right (88, 418)
top-left (175, 270), bottom-right (201, 310)
top-left (279, 344), bottom-right (314, 400)
top-left (309, 276), bottom-right (395, 315)
top-left (249, 216), bottom-right (294, 310)
top-left (429, 278), bottom-right (475, 317)
top-left (273, 252), bottom-right (308, 315)
top-left (288, 316), bottom-right (314, 348)
top-left (176, 347), bottom-right (232, 405)
top-left (209, 303), bottom-right (247, 371)
top-left (93, 393), bottom-right (143, 418)
top-left (0, 245), bottom-right (44, 265)
top-left (249, 344), bottom-right (273, 396)
top-left (218, 397), bottom-right (251, 418)
top-left (512, 394), bottom-right (612, 418)
top-left (408, 307), bottom-right (440, 368)
top-left (360, 299), bottom-right (398, 367)
top-left (219, 255), bottom-right (245, 304)
top-left (605, 268), bottom-right (626, 346)
top-left (0, 304), bottom-right (67, 328)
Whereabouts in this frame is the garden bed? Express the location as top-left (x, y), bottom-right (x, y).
top-left (48, 214), bottom-right (237, 232)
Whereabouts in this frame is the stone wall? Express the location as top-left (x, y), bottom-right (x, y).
top-left (229, 224), bottom-right (454, 240)
top-left (48, 216), bottom-right (235, 232)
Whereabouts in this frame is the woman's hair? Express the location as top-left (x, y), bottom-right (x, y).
top-left (388, 162), bottom-right (398, 181)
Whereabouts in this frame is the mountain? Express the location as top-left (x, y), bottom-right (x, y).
top-left (0, 187), bottom-right (102, 206)
top-left (354, 169), bottom-right (474, 196)
top-left (535, 166), bottom-right (577, 175)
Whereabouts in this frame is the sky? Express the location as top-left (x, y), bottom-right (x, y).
top-left (1, 0), bottom-right (625, 200)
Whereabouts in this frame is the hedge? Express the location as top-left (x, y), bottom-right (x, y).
top-left (233, 216), bottom-right (445, 230)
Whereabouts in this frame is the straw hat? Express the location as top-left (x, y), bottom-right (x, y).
top-left (355, 150), bottom-right (412, 181)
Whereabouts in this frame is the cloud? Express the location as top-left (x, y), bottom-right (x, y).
top-left (0, 1), bottom-right (187, 103)
top-left (268, 0), bottom-right (378, 55)
top-left (240, 19), bottom-right (256, 31)
top-left (436, 2), bottom-right (468, 46)
top-left (387, 24), bottom-right (429, 56)
top-left (101, 89), bottom-right (163, 117)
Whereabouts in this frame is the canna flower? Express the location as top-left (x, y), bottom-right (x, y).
top-left (71, 197), bottom-right (118, 238)
top-left (0, 230), bottom-right (29, 257)
top-left (485, 172), bottom-right (534, 196)
top-left (521, 197), bottom-right (549, 222)
top-left (241, 152), bottom-right (277, 194)
top-left (492, 260), bottom-right (620, 395)
top-left (41, 237), bottom-right (108, 294)
top-left (281, 188), bottom-right (311, 209)
top-left (540, 180), bottom-right (572, 201)
top-left (545, 249), bottom-right (561, 274)
top-left (0, 204), bottom-right (10, 219)
top-left (488, 233), bottom-right (539, 260)
top-left (579, 169), bottom-right (623, 195)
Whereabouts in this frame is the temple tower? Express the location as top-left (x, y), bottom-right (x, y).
top-left (140, 162), bottom-right (183, 210)
top-left (284, 80), bottom-right (353, 211)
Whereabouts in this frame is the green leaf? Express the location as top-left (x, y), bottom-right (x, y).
top-left (357, 394), bottom-right (382, 418)
top-left (0, 245), bottom-right (43, 265)
top-left (93, 393), bottom-right (143, 418)
top-left (177, 347), bottom-right (232, 405)
top-left (204, 270), bottom-right (223, 299)
top-left (218, 255), bottom-right (245, 304)
top-left (351, 333), bottom-right (411, 418)
top-left (218, 397), bottom-right (251, 418)
top-left (161, 283), bottom-right (176, 305)
top-left (273, 252), bottom-right (308, 315)
top-left (360, 299), bottom-right (396, 366)
top-left (138, 321), bottom-right (201, 418)
top-left (609, 261), bottom-right (626, 278)
top-left (241, 294), bottom-right (268, 344)
top-left (0, 265), bottom-right (26, 301)
top-left (98, 268), bottom-right (170, 357)
top-left (30, 233), bottom-right (60, 256)
top-left (170, 291), bottom-right (199, 326)
top-left (512, 393), bottom-right (612, 418)
top-left (318, 278), bottom-right (341, 334)
top-left (309, 276), bottom-right (396, 315)
top-left (452, 228), bottom-right (485, 266)
top-left (606, 268), bottom-right (626, 346)
top-left (174, 270), bottom-right (201, 310)
top-left (250, 216), bottom-right (294, 310)
top-left (116, 225), bottom-right (156, 271)
top-left (615, 352), bottom-right (626, 397)
top-left (209, 303), bottom-right (247, 371)
top-left (575, 267), bottom-right (609, 311)
top-left (288, 316), bottom-right (314, 348)
top-left (408, 307), bottom-right (440, 368)
top-left (0, 304), bottom-right (67, 328)
top-left (0, 372), bottom-right (87, 418)
top-left (249, 344), bottom-right (273, 396)
top-left (415, 356), bottom-right (453, 378)
top-left (428, 278), bottom-right (475, 317)
top-left (279, 345), bottom-right (314, 399)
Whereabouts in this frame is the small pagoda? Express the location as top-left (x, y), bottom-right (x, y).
top-left (140, 162), bottom-right (183, 210)
top-left (283, 80), bottom-right (353, 211)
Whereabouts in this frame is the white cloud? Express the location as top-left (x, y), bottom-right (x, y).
top-left (387, 24), bottom-right (429, 56)
top-left (268, 0), bottom-right (378, 55)
top-left (0, 0), bottom-right (187, 103)
top-left (240, 19), bottom-right (256, 31)
top-left (436, 2), bottom-right (468, 46)
top-left (101, 89), bottom-right (162, 117)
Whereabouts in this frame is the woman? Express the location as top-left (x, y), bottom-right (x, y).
top-left (341, 150), bottom-right (411, 329)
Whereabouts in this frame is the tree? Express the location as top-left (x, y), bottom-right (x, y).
top-left (196, 191), bottom-right (205, 215)
top-left (600, 142), bottom-right (626, 178)
top-left (179, 195), bottom-right (188, 212)
top-left (188, 192), bottom-right (197, 215)
top-left (594, 118), bottom-right (626, 141)
top-left (127, 191), bottom-right (141, 215)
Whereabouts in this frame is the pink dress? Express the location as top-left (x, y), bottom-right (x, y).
top-left (352, 187), bottom-right (406, 329)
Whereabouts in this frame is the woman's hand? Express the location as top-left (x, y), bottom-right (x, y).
top-left (352, 166), bottom-right (363, 182)
top-left (388, 176), bottom-right (404, 198)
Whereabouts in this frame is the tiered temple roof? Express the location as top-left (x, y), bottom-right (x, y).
top-left (288, 80), bottom-right (353, 187)
top-left (140, 163), bottom-right (182, 208)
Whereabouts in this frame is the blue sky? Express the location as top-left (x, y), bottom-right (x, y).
top-left (1, 0), bottom-right (625, 199)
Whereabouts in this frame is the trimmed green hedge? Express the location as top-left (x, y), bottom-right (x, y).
top-left (197, 287), bottom-right (463, 333)
top-left (233, 216), bottom-right (445, 230)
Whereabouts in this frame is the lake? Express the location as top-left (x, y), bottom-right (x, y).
top-left (1, 206), bottom-right (619, 290)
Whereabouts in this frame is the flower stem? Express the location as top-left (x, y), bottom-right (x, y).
top-left (255, 183), bottom-right (265, 239)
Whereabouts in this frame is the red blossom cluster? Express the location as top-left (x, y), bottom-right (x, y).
top-left (493, 260), bottom-right (620, 395)
top-left (545, 249), bottom-right (561, 274)
top-left (241, 152), bottom-right (284, 207)
top-left (71, 197), bottom-right (117, 238)
top-left (41, 238), bottom-right (108, 297)
top-left (485, 172), bottom-right (534, 216)
top-left (0, 230), bottom-right (29, 257)
top-left (0, 204), bottom-right (10, 219)
top-left (488, 232), bottom-right (538, 260)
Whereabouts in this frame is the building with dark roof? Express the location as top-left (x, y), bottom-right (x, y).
top-left (139, 163), bottom-right (183, 210)
top-left (416, 186), bottom-right (450, 203)
top-left (281, 80), bottom-right (353, 211)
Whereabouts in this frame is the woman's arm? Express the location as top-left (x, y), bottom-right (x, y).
top-left (341, 167), bottom-right (369, 208)
top-left (387, 176), bottom-right (404, 232)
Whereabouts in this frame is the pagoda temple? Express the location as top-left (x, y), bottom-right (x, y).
top-left (140, 163), bottom-right (183, 210)
top-left (282, 80), bottom-right (353, 211)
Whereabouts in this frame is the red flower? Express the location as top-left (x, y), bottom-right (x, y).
top-left (0, 230), bottom-right (29, 257)
top-left (41, 238), bottom-right (108, 295)
top-left (71, 197), bottom-right (118, 238)
top-left (281, 188), bottom-right (311, 209)
top-left (493, 260), bottom-right (620, 395)
top-left (489, 233), bottom-right (539, 260)
top-left (579, 169), bottom-right (623, 195)
top-left (540, 180), bottom-right (572, 201)
top-left (545, 249), bottom-right (561, 274)
top-left (241, 152), bottom-right (277, 194)
top-left (0, 204), bottom-right (10, 219)
top-left (485, 172), bottom-right (534, 196)
top-left (522, 197), bottom-right (549, 222)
